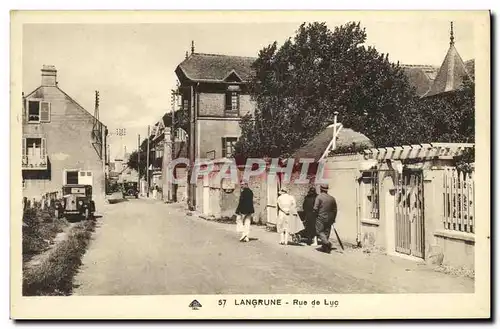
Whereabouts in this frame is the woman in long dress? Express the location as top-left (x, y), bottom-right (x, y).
top-left (277, 188), bottom-right (304, 245)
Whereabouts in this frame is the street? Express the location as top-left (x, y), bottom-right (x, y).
top-left (73, 198), bottom-right (474, 295)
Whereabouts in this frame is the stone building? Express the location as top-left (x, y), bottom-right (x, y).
top-left (22, 65), bottom-right (108, 201)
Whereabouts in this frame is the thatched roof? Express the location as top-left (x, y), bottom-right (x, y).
top-left (401, 65), bottom-right (438, 97)
top-left (176, 53), bottom-right (256, 83)
top-left (291, 126), bottom-right (373, 162)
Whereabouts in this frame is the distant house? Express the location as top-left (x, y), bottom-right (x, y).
top-left (22, 65), bottom-right (108, 200)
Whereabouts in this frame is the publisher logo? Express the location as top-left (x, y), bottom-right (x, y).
top-left (189, 299), bottom-right (202, 310)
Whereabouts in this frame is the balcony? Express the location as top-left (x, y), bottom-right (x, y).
top-left (22, 155), bottom-right (48, 170)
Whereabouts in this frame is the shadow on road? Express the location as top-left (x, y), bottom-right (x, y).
top-left (107, 198), bottom-right (129, 204)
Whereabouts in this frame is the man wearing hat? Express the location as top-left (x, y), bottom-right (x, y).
top-left (313, 183), bottom-right (337, 253)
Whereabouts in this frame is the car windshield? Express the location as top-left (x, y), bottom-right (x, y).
top-left (63, 186), bottom-right (87, 196)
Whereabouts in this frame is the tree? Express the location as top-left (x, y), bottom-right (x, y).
top-left (127, 138), bottom-right (152, 179)
top-left (235, 22), bottom-right (417, 159)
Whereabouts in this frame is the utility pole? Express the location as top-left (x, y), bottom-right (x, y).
top-left (171, 88), bottom-right (177, 202)
top-left (146, 125), bottom-right (150, 198)
top-left (137, 133), bottom-right (141, 195)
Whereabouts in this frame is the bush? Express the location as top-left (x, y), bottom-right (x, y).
top-left (23, 220), bottom-right (96, 296)
top-left (22, 207), bottom-right (69, 262)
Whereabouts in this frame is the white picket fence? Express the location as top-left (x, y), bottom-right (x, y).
top-left (443, 168), bottom-right (475, 233)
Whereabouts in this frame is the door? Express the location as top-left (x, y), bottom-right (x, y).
top-left (394, 170), bottom-right (425, 258)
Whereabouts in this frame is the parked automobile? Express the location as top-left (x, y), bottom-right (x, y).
top-left (122, 181), bottom-right (139, 199)
top-left (55, 184), bottom-right (95, 220)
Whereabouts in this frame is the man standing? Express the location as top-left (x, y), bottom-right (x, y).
top-left (314, 183), bottom-right (337, 253)
top-left (302, 186), bottom-right (318, 246)
top-left (235, 181), bottom-right (254, 242)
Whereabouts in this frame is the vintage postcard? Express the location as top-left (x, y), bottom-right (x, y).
top-left (10, 10), bottom-right (490, 319)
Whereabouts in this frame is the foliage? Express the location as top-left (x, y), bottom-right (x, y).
top-left (22, 206), bottom-right (69, 262)
top-left (235, 21), bottom-right (416, 159)
top-left (454, 146), bottom-right (475, 174)
top-left (23, 220), bottom-right (96, 296)
top-left (235, 21), bottom-right (475, 160)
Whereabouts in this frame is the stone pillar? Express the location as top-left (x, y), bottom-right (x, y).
top-left (423, 169), bottom-right (445, 263)
top-left (162, 129), bottom-right (172, 202)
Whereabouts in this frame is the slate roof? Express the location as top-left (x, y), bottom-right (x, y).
top-left (176, 53), bottom-right (257, 83)
top-left (424, 43), bottom-right (473, 97)
top-left (291, 126), bottom-right (374, 162)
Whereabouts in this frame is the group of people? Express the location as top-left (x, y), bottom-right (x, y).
top-left (234, 181), bottom-right (338, 254)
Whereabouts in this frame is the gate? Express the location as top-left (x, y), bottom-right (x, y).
top-left (395, 170), bottom-right (425, 258)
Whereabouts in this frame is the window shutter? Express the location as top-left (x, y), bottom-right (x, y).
top-left (22, 138), bottom-right (26, 156)
top-left (41, 138), bottom-right (46, 157)
top-left (40, 101), bottom-right (51, 122)
top-left (225, 92), bottom-right (231, 112)
top-left (236, 93), bottom-right (240, 111)
top-left (221, 138), bottom-right (226, 158)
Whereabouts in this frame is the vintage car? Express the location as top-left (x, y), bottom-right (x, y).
top-left (122, 181), bottom-right (139, 199)
top-left (55, 184), bottom-right (96, 220)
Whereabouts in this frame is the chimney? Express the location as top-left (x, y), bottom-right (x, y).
top-left (41, 65), bottom-right (57, 87)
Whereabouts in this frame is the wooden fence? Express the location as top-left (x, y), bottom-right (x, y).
top-left (443, 168), bottom-right (475, 233)
top-left (23, 191), bottom-right (61, 210)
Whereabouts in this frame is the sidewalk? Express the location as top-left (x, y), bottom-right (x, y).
top-left (187, 208), bottom-right (474, 293)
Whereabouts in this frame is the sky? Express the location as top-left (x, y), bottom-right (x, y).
top-left (22, 17), bottom-right (475, 160)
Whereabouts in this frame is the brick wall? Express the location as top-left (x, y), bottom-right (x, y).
top-left (23, 86), bottom-right (106, 200)
top-left (198, 92), bottom-right (254, 118)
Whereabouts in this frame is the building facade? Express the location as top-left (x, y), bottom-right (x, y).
top-left (22, 65), bottom-right (108, 201)
top-left (174, 49), bottom-right (257, 207)
top-left (175, 51), bottom-right (256, 161)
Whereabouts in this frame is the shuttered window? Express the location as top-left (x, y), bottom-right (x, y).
top-left (27, 100), bottom-right (51, 123)
top-left (40, 101), bottom-right (51, 122)
top-left (41, 138), bottom-right (46, 158)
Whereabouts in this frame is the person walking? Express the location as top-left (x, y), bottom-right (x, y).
top-left (235, 181), bottom-right (254, 242)
top-left (314, 183), bottom-right (337, 253)
top-left (277, 187), bottom-right (301, 245)
top-left (302, 186), bottom-right (318, 246)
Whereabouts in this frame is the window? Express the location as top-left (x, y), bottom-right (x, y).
top-left (222, 137), bottom-right (238, 158)
top-left (183, 99), bottom-right (189, 112)
top-left (27, 100), bottom-right (51, 123)
top-left (66, 171), bottom-right (79, 184)
top-left (225, 91), bottom-right (239, 113)
top-left (363, 171), bottom-right (380, 219)
top-left (28, 101), bottom-right (40, 122)
top-left (80, 172), bottom-right (86, 177)
top-left (22, 137), bottom-right (47, 168)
